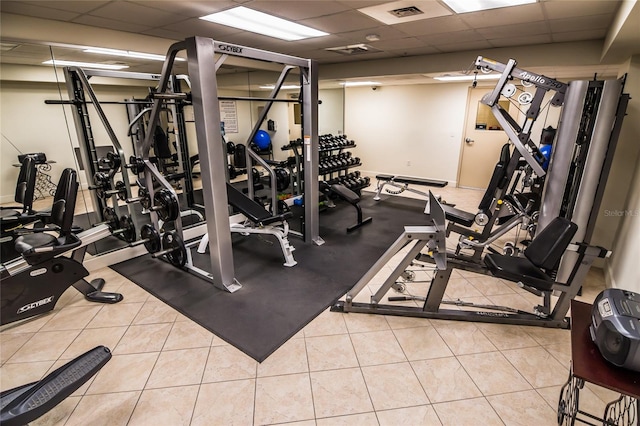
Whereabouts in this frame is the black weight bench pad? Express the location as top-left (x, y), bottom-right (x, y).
top-left (226, 183), bottom-right (291, 226)
top-left (442, 204), bottom-right (476, 227)
top-left (484, 254), bottom-right (555, 291)
top-left (376, 174), bottom-right (448, 188)
top-left (330, 184), bottom-right (359, 204)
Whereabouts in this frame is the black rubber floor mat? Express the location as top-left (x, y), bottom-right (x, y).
top-left (110, 194), bottom-right (428, 362)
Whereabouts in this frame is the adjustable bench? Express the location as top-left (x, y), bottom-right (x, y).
top-left (374, 174), bottom-right (448, 201)
top-left (197, 183), bottom-right (297, 266)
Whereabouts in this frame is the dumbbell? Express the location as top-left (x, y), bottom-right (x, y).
top-left (100, 180), bottom-right (128, 201)
top-left (126, 156), bottom-right (145, 175)
top-left (90, 172), bottom-right (112, 199)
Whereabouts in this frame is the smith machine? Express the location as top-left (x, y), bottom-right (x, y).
top-left (333, 56), bottom-right (629, 328)
top-left (58, 37), bottom-right (321, 292)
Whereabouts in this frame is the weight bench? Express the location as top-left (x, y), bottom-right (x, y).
top-left (324, 183), bottom-right (372, 233)
top-left (374, 174), bottom-right (448, 201)
top-left (197, 183), bottom-right (297, 267)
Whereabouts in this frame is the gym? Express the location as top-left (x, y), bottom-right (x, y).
top-left (1, 1), bottom-right (639, 425)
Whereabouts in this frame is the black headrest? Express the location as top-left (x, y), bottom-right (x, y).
top-left (525, 217), bottom-right (578, 271)
top-left (18, 152), bottom-right (47, 164)
top-left (15, 155), bottom-right (37, 209)
top-left (51, 169), bottom-right (79, 235)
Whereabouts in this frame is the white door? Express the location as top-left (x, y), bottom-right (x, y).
top-left (458, 87), bottom-right (514, 189)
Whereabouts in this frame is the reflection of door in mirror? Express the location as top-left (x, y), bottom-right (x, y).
top-left (289, 103), bottom-right (302, 139)
top-left (474, 100), bottom-right (510, 131)
top-left (458, 88), bottom-right (513, 189)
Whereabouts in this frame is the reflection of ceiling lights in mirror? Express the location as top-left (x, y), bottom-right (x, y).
top-left (42, 60), bottom-right (129, 70)
top-left (259, 85), bottom-right (301, 90)
top-left (340, 81), bottom-right (381, 87)
top-left (441, 0), bottom-right (536, 14)
top-left (433, 74), bottom-right (500, 81)
top-left (83, 47), bottom-right (186, 62)
top-left (200, 7), bottom-right (329, 41)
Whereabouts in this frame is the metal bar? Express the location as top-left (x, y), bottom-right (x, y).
top-left (186, 36), bottom-right (238, 292)
top-left (302, 61), bottom-right (321, 244)
top-left (538, 80), bottom-right (590, 233)
top-left (219, 96), bottom-right (300, 103)
top-left (213, 41), bottom-right (308, 67)
top-left (475, 56), bottom-right (567, 98)
top-left (491, 104), bottom-right (546, 177)
top-left (245, 65), bottom-right (296, 210)
top-left (481, 58), bottom-right (516, 107)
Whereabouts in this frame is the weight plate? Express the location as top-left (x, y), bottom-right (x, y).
top-left (275, 167), bottom-right (290, 192)
top-left (154, 189), bottom-right (179, 222)
top-left (103, 207), bottom-right (118, 230)
top-left (138, 187), bottom-right (151, 209)
top-left (140, 224), bottom-right (160, 253)
top-left (119, 215), bottom-right (136, 243)
top-left (163, 231), bottom-right (187, 267)
top-left (115, 181), bottom-right (127, 201)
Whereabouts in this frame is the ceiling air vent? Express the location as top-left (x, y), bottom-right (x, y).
top-left (388, 6), bottom-right (423, 18)
top-left (325, 44), bottom-right (380, 55)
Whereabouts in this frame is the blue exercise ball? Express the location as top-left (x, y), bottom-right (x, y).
top-left (253, 130), bottom-right (271, 150)
top-left (539, 144), bottom-right (552, 171)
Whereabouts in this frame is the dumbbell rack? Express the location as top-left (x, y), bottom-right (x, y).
top-left (319, 134), bottom-right (370, 195)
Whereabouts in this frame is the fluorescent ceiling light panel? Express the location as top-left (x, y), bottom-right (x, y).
top-left (259, 84), bottom-right (301, 90)
top-left (84, 47), bottom-right (185, 62)
top-left (42, 59), bottom-right (129, 70)
top-left (433, 74), bottom-right (500, 81)
top-left (340, 81), bottom-right (381, 87)
top-left (200, 7), bottom-right (328, 41)
top-left (441, 0), bottom-right (536, 14)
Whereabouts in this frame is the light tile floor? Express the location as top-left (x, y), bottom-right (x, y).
top-left (1, 184), bottom-right (620, 425)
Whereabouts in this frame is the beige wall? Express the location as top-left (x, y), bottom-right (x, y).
top-left (345, 83), bottom-right (469, 184)
top-left (604, 55), bottom-right (640, 293)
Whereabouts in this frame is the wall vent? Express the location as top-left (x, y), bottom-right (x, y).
top-left (388, 6), bottom-right (423, 18)
top-left (324, 44), bottom-right (380, 55)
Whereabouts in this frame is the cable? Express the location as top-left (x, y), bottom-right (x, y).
top-left (1, 133), bottom-right (23, 155)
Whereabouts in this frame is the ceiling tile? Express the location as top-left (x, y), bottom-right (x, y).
top-left (129, 1), bottom-right (235, 18)
top-left (369, 37), bottom-right (425, 50)
top-left (388, 45), bottom-right (441, 57)
top-left (300, 10), bottom-right (381, 33)
top-left (436, 39), bottom-right (494, 53)
top-left (337, 0), bottom-right (392, 9)
top-left (489, 34), bottom-right (552, 48)
top-left (23, 1), bottom-right (109, 14)
top-left (333, 24), bottom-right (408, 43)
top-left (458, 3), bottom-right (545, 28)
top-left (139, 28), bottom-right (188, 41)
top-left (416, 29), bottom-right (485, 46)
top-left (86, 2), bottom-right (185, 26)
top-left (249, 1), bottom-right (351, 20)
top-left (394, 15), bottom-right (469, 37)
top-left (541, 0), bottom-right (621, 19)
top-left (551, 29), bottom-right (608, 43)
top-left (1, 2), bottom-right (80, 21)
top-left (71, 15), bottom-right (154, 33)
top-left (476, 21), bottom-right (549, 39)
top-left (548, 13), bottom-right (613, 33)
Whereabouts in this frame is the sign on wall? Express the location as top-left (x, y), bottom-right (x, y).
top-left (219, 100), bottom-right (238, 133)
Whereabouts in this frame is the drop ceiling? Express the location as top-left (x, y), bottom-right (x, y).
top-left (0, 0), bottom-right (637, 86)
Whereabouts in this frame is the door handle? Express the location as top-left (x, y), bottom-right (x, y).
top-left (465, 138), bottom-right (474, 144)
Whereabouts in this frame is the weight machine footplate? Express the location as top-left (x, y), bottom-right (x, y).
top-left (332, 301), bottom-right (570, 329)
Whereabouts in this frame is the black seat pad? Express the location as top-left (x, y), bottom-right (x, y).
top-left (226, 183), bottom-right (291, 225)
top-left (442, 205), bottom-right (476, 227)
top-left (376, 174), bottom-right (448, 187)
top-left (15, 233), bottom-right (57, 253)
top-left (484, 254), bottom-right (555, 292)
top-left (330, 184), bottom-right (359, 204)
